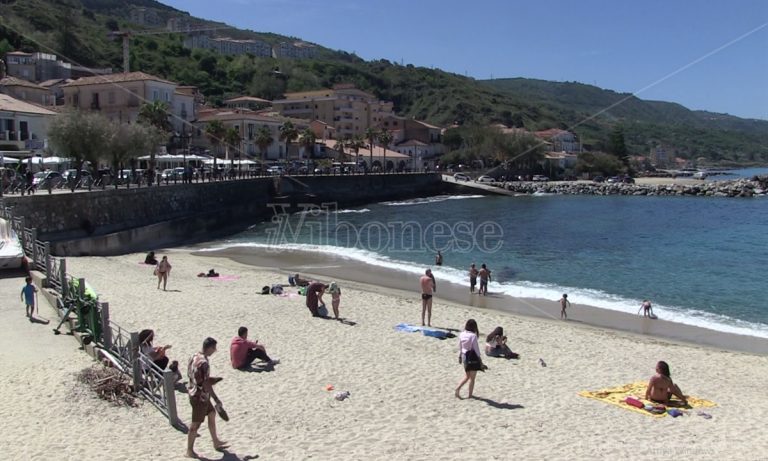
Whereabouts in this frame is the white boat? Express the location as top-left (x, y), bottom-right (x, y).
top-left (0, 218), bottom-right (24, 269)
top-left (692, 171), bottom-right (709, 179)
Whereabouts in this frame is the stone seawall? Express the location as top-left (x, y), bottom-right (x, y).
top-left (2, 174), bottom-right (442, 256)
top-left (504, 177), bottom-right (767, 197)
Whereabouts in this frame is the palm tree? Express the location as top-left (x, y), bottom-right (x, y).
top-left (278, 121), bottom-right (298, 164)
top-left (224, 127), bottom-right (241, 177)
top-left (377, 129), bottom-right (393, 173)
top-left (364, 127), bottom-right (379, 172)
top-left (351, 135), bottom-right (364, 167)
top-left (333, 138), bottom-right (346, 161)
top-left (298, 128), bottom-right (316, 160)
top-left (223, 127), bottom-right (241, 161)
top-left (255, 126), bottom-right (274, 166)
top-left (137, 101), bottom-right (172, 185)
top-left (205, 120), bottom-right (226, 176)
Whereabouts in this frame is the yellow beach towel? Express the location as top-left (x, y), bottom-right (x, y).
top-left (578, 382), bottom-right (717, 418)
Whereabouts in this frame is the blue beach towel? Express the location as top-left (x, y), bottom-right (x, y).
top-left (422, 329), bottom-right (449, 339)
top-left (394, 323), bottom-right (422, 333)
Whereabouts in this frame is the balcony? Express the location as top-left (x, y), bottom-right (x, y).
top-left (280, 108), bottom-right (312, 116)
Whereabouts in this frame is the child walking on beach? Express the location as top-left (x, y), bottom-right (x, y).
top-left (328, 282), bottom-right (342, 320)
top-left (559, 294), bottom-right (571, 319)
top-left (20, 276), bottom-right (37, 319)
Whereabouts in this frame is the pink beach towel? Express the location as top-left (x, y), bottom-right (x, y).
top-left (209, 275), bottom-right (240, 281)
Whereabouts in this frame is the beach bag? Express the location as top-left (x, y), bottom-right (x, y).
top-left (261, 286), bottom-right (270, 295)
top-left (270, 284), bottom-right (283, 295)
top-left (317, 304), bottom-right (328, 317)
top-left (464, 349), bottom-right (482, 370)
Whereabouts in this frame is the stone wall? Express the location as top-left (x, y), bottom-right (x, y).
top-left (2, 174), bottom-right (442, 255)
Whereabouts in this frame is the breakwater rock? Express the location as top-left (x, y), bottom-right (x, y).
top-left (503, 177), bottom-right (767, 197)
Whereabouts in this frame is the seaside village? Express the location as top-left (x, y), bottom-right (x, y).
top-left (1, 6), bottom-right (767, 461)
top-left (0, 10), bottom-right (698, 188)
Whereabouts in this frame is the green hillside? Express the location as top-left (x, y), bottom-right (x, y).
top-left (1, 0), bottom-right (766, 164)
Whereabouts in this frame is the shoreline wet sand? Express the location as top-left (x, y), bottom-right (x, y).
top-left (198, 246), bottom-right (768, 355)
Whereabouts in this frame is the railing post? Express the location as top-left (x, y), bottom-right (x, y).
top-left (18, 217), bottom-right (26, 250)
top-left (130, 331), bottom-right (142, 389)
top-left (162, 369), bottom-right (180, 426)
top-left (59, 259), bottom-right (67, 296)
top-left (44, 242), bottom-right (52, 280)
top-left (31, 228), bottom-right (38, 266)
top-left (100, 302), bottom-right (112, 350)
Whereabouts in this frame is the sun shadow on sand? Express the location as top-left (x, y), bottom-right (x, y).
top-left (196, 451), bottom-right (259, 461)
top-left (29, 316), bottom-right (50, 325)
top-left (240, 363), bottom-right (275, 373)
top-left (470, 396), bottom-right (524, 410)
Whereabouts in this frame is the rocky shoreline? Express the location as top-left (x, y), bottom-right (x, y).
top-left (503, 176), bottom-right (768, 197)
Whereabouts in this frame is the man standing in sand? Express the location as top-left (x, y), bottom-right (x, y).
top-left (468, 263), bottom-right (478, 294)
top-left (186, 337), bottom-right (228, 458)
top-left (420, 269), bottom-right (436, 326)
top-left (478, 264), bottom-right (491, 296)
top-left (559, 294), bottom-right (571, 319)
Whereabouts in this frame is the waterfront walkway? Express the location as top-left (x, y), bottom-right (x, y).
top-left (440, 174), bottom-right (518, 196)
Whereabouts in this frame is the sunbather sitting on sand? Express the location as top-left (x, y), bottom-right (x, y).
top-left (484, 326), bottom-right (517, 359)
top-left (197, 269), bottom-right (220, 277)
top-left (291, 273), bottom-right (310, 287)
top-left (645, 360), bottom-right (687, 405)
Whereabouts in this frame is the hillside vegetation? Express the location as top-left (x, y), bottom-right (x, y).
top-left (1, 0), bottom-right (766, 164)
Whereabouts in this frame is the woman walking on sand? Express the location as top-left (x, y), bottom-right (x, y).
top-left (156, 256), bottom-right (172, 291)
top-left (455, 319), bottom-right (485, 399)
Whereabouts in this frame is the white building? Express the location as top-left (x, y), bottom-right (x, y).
top-left (0, 93), bottom-right (55, 153)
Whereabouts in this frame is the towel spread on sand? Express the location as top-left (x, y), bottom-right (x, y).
top-left (394, 323), bottom-right (422, 333)
top-left (578, 382), bottom-right (717, 418)
top-left (208, 275), bottom-right (240, 281)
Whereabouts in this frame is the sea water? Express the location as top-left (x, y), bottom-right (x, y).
top-left (208, 168), bottom-right (768, 338)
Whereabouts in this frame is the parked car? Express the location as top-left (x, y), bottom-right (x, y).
top-left (32, 171), bottom-right (63, 189)
top-left (453, 173), bottom-right (470, 181)
top-left (622, 176), bottom-right (636, 184)
top-left (606, 176), bottom-right (621, 183)
top-left (160, 168), bottom-right (185, 181)
top-left (532, 175), bottom-right (550, 182)
top-left (62, 169), bottom-right (92, 182)
top-left (266, 166), bottom-right (283, 176)
top-left (476, 175), bottom-right (495, 183)
top-left (592, 176), bottom-right (605, 183)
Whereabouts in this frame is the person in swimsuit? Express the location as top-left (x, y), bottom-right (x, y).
top-left (156, 256), bottom-right (172, 291)
top-left (468, 263), bottom-right (478, 294)
top-left (645, 360), bottom-right (687, 405)
top-left (328, 282), bottom-right (342, 319)
top-left (559, 294), bottom-right (571, 319)
top-left (478, 264), bottom-right (491, 296)
top-left (420, 269), bottom-right (436, 326)
top-left (435, 250), bottom-right (443, 266)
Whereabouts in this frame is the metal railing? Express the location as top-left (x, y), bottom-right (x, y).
top-left (135, 351), bottom-right (180, 426)
top-left (0, 198), bottom-right (180, 427)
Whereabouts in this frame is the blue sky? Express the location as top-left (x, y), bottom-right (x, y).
top-left (161, 0), bottom-right (768, 120)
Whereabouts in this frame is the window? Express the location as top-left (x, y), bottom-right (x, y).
top-left (152, 90), bottom-right (159, 101)
top-left (165, 91), bottom-right (170, 102)
top-left (72, 94), bottom-right (79, 106)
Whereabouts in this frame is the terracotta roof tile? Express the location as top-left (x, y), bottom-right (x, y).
top-left (62, 71), bottom-right (175, 88)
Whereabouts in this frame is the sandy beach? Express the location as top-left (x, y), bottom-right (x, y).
top-left (3, 249), bottom-right (768, 460)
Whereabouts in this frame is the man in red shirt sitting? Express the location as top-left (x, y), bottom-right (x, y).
top-left (229, 326), bottom-right (279, 370)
